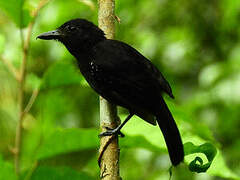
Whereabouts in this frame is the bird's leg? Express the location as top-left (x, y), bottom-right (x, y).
top-left (98, 113), bottom-right (134, 167)
top-left (99, 113), bottom-right (134, 138)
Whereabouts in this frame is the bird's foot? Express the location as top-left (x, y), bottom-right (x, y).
top-left (99, 127), bottom-right (125, 138)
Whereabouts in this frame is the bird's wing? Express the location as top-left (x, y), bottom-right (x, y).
top-left (92, 39), bottom-right (174, 99)
top-left (90, 40), bottom-right (175, 125)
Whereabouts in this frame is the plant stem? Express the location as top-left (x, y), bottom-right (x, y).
top-left (14, 0), bottom-right (49, 175)
top-left (0, 56), bottom-right (20, 81)
top-left (14, 21), bottom-right (30, 176)
top-left (98, 0), bottom-right (120, 179)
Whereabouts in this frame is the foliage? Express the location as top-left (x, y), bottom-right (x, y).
top-left (0, 0), bottom-right (240, 179)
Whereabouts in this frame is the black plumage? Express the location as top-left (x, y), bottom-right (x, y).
top-left (37, 18), bottom-right (184, 166)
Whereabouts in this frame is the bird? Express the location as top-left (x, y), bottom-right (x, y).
top-left (37, 18), bottom-right (184, 166)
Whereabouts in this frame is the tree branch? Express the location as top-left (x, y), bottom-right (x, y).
top-left (98, 0), bottom-right (120, 179)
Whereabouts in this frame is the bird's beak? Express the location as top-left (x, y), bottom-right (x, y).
top-left (37, 29), bottom-right (62, 40)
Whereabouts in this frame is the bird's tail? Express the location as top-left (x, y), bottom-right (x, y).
top-left (156, 98), bottom-right (184, 166)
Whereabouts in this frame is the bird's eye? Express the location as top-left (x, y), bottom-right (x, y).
top-left (65, 25), bottom-right (77, 32)
top-left (69, 26), bottom-right (76, 31)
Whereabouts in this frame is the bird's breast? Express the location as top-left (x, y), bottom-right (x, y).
top-left (79, 61), bottom-right (110, 94)
top-left (89, 61), bottom-right (99, 76)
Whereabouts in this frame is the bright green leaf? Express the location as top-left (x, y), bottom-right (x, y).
top-left (208, 151), bottom-right (240, 180)
top-left (120, 135), bottom-right (162, 153)
top-left (0, 35), bottom-right (5, 54)
top-left (182, 135), bottom-right (217, 174)
top-left (37, 128), bottom-right (99, 160)
top-left (120, 114), bottom-right (239, 179)
top-left (0, 0), bottom-right (31, 27)
top-left (122, 115), bottom-right (167, 150)
top-left (25, 73), bottom-right (42, 91)
top-left (0, 155), bottom-right (17, 180)
top-left (31, 166), bottom-right (95, 180)
top-left (41, 61), bottom-right (88, 90)
top-left (184, 142), bottom-right (217, 163)
top-left (184, 142), bottom-right (240, 179)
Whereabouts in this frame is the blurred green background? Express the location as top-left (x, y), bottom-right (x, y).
top-left (0, 0), bottom-right (240, 179)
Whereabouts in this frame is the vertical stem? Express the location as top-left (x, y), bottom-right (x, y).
top-left (98, 0), bottom-right (120, 179)
top-left (15, 18), bottom-right (28, 178)
top-left (14, 0), bottom-right (49, 175)
top-left (15, 24), bottom-right (30, 176)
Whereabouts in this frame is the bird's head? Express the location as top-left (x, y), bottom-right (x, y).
top-left (37, 19), bottom-right (106, 55)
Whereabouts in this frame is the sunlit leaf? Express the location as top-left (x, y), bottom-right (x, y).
top-left (37, 128), bottom-right (98, 160)
top-left (120, 135), bottom-right (162, 153)
top-left (121, 115), bottom-right (166, 150)
top-left (184, 142), bottom-right (239, 179)
top-left (25, 73), bottom-right (42, 91)
top-left (0, 0), bottom-right (31, 27)
top-left (221, 0), bottom-right (240, 31)
top-left (184, 142), bottom-right (216, 173)
top-left (31, 166), bottom-right (95, 180)
top-left (41, 61), bottom-right (88, 90)
top-left (78, 0), bottom-right (96, 10)
top-left (0, 35), bottom-right (5, 53)
top-left (208, 151), bottom-right (240, 180)
top-left (120, 114), bottom-right (240, 179)
top-left (0, 155), bottom-right (17, 180)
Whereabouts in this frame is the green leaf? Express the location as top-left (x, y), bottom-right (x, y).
top-left (0, 0), bottom-right (31, 27)
top-left (0, 34), bottom-right (5, 54)
top-left (25, 73), bottom-right (42, 91)
top-left (184, 142), bottom-right (240, 179)
top-left (120, 135), bottom-right (162, 153)
top-left (121, 115), bottom-right (172, 151)
top-left (184, 142), bottom-right (217, 173)
top-left (221, 0), bottom-right (240, 31)
top-left (208, 151), bottom-right (240, 180)
top-left (41, 61), bottom-right (88, 90)
top-left (37, 128), bottom-right (99, 160)
top-left (31, 166), bottom-right (95, 180)
top-left (0, 155), bottom-right (17, 180)
top-left (120, 115), bottom-right (239, 179)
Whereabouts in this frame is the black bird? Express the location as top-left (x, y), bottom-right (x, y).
top-left (37, 18), bottom-right (184, 166)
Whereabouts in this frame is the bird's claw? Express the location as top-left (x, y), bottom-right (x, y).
top-left (99, 127), bottom-right (125, 138)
